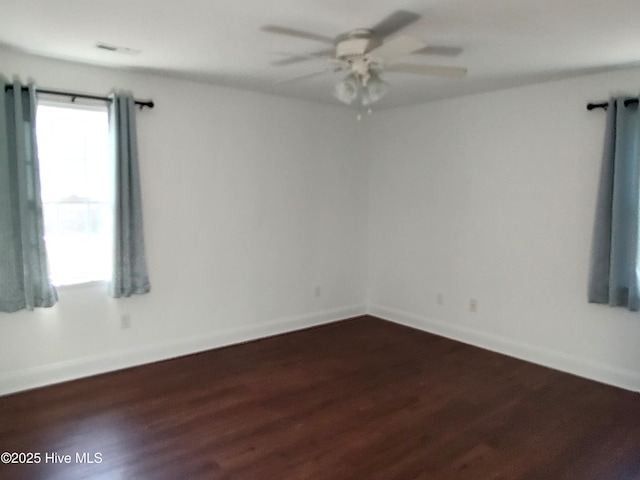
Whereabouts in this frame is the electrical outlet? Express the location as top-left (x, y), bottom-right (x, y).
top-left (469, 299), bottom-right (478, 313)
top-left (436, 293), bottom-right (444, 305)
top-left (120, 313), bottom-right (132, 329)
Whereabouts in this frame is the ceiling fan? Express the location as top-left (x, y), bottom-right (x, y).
top-left (262, 10), bottom-right (467, 109)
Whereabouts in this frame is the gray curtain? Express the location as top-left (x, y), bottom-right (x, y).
top-left (109, 92), bottom-right (151, 298)
top-left (0, 81), bottom-right (58, 312)
top-left (588, 97), bottom-right (640, 310)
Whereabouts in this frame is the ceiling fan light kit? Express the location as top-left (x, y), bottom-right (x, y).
top-left (361, 72), bottom-right (389, 106)
top-left (334, 71), bottom-right (388, 107)
top-left (334, 73), bottom-right (359, 104)
top-left (262, 10), bottom-right (467, 109)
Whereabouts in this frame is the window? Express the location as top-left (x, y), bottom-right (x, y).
top-left (36, 99), bottom-right (113, 286)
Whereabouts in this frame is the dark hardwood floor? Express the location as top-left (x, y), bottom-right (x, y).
top-left (1, 316), bottom-right (640, 479)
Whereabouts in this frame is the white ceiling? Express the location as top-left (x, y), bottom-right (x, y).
top-left (1, 0), bottom-right (640, 108)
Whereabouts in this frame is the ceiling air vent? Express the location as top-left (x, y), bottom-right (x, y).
top-left (96, 42), bottom-right (140, 55)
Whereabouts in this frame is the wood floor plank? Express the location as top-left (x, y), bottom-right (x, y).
top-left (1, 316), bottom-right (639, 479)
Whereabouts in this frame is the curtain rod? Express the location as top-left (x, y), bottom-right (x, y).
top-left (4, 85), bottom-right (154, 110)
top-left (587, 98), bottom-right (639, 111)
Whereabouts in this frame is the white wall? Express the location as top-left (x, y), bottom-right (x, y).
top-left (0, 49), bottom-right (369, 395)
top-left (366, 67), bottom-right (640, 391)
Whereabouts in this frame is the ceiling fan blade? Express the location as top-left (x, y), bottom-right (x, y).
top-left (367, 36), bottom-right (426, 60)
top-left (386, 62), bottom-right (468, 77)
top-left (274, 69), bottom-right (333, 84)
top-left (271, 48), bottom-right (335, 66)
top-left (262, 25), bottom-right (335, 45)
top-left (371, 10), bottom-right (421, 39)
top-left (413, 45), bottom-right (464, 57)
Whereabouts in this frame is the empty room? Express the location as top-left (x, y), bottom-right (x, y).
top-left (1, 0), bottom-right (640, 478)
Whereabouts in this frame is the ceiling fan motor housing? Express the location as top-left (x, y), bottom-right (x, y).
top-left (335, 29), bottom-right (379, 59)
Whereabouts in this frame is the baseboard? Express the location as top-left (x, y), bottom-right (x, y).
top-left (0, 304), bottom-right (366, 397)
top-left (368, 304), bottom-right (640, 392)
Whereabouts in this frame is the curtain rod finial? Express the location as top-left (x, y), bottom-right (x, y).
top-left (587, 102), bottom-right (608, 111)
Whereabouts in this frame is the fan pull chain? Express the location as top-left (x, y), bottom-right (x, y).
top-left (356, 108), bottom-right (374, 121)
